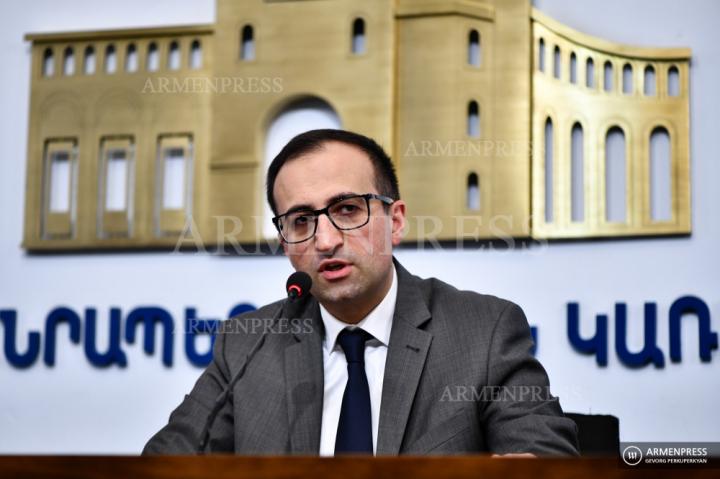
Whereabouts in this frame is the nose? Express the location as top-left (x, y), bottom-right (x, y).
top-left (314, 213), bottom-right (343, 253)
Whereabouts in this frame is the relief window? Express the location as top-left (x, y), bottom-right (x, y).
top-left (668, 66), bottom-right (680, 97)
top-left (571, 123), bottom-right (584, 222)
top-left (155, 135), bottom-right (194, 235)
top-left (605, 127), bottom-right (627, 223)
top-left (241, 25), bottom-right (255, 61)
top-left (63, 47), bottom-right (75, 76)
top-left (168, 41), bottom-right (181, 70)
top-left (125, 44), bottom-right (138, 72)
top-left (105, 44), bottom-right (117, 73)
top-left (467, 101), bottom-right (480, 138)
top-left (83, 46), bottom-right (96, 75)
top-left (644, 65), bottom-right (656, 96)
top-left (544, 118), bottom-right (554, 223)
top-left (569, 52), bottom-right (577, 84)
top-left (466, 173), bottom-right (480, 211)
top-left (42, 139), bottom-right (78, 238)
top-left (468, 29), bottom-right (481, 66)
top-left (147, 42), bottom-right (159, 71)
top-left (604, 61), bottom-right (613, 92)
top-left (352, 18), bottom-right (366, 55)
top-left (650, 127), bottom-right (672, 222)
top-left (622, 63), bottom-right (633, 94)
top-left (98, 136), bottom-right (135, 238)
top-left (190, 39), bottom-right (203, 69)
top-left (586, 57), bottom-right (595, 88)
top-left (42, 48), bottom-right (54, 77)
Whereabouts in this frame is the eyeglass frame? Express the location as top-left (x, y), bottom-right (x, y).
top-left (271, 193), bottom-right (395, 244)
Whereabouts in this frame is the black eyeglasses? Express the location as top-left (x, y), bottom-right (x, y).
top-left (272, 193), bottom-right (395, 244)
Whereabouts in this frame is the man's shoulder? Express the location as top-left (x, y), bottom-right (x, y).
top-left (402, 266), bottom-right (523, 331)
top-left (400, 267), bottom-right (533, 358)
top-left (407, 268), bottom-right (518, 316)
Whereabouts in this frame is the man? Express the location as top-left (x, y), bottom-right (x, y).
top-left (143, 129), bottom-right (578, 456)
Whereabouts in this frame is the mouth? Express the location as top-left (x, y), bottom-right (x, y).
top-left (318, 260), bottom-right (352, 281)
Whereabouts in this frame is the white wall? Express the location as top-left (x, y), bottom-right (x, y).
top-left (0, 0), bottom-right (718, 453)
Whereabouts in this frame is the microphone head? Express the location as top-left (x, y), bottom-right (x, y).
top-left (286, 271), bottom-right (312, 300)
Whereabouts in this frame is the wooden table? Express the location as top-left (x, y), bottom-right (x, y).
top-left (0, 455), bottom-right (715, 478)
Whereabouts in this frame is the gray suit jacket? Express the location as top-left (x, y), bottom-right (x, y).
top-left (143, 260), bottom-right (578, 455)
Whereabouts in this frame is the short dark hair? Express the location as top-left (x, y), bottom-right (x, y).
top-left (266, 129), bottom-right (400, 216)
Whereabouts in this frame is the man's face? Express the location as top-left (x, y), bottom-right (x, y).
top-left (273, 141), bottom-right (406, 319)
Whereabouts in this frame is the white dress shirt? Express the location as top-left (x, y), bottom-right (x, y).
top-left (318, 265), bottom-right (398, 456)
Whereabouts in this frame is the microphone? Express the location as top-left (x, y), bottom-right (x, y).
top-left (286, 271), bottom-right (312, 301)
top-left (197, 271), bottom-right (312, 453)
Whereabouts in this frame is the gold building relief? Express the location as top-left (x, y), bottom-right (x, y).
top-left (22, 1), bottom-right (691, 251)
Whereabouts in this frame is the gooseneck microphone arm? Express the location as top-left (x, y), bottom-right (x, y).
top-left (197, 271), bottom-right (312, 453)
top-left (196, 303), bottom-right (283, 453)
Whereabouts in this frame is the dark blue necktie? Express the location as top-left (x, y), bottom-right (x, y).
top-left (335, 328), bottom-right (374, 454)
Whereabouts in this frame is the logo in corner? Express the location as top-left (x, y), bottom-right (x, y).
top-left (622, 445), bottom-right (643, 466)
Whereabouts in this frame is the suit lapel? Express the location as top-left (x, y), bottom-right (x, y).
top-left (376, 261), bottom-right (433, 455)
top-left (284, 300), bottom-right (325, 454)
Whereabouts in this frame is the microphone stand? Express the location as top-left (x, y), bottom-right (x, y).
top-left (197, 292), bottom-right (309, 453)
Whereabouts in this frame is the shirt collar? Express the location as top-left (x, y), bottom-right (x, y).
top-left (319, 264), bottom-right (398, 354)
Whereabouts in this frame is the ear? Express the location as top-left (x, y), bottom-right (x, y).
top-left (390, 200), bottom-right (406, 246)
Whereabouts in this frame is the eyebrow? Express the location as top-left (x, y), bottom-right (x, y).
top-left (281, 191), bottom-right (359, 216)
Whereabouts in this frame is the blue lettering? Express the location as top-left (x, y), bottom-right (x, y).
top-left (567, 302), bottom-right (608, 366)
top-left (84, 308), bottom-right (128, 367)
top-left (44, 307), bottom-right (82, 366)
top-left (0, 310), bottom-right (41, 368)
top-left (228, 303), bottom-right (256, 319)
top-left (530, 326), bottom-right (538, 356)
top-left (184, 308), bottom-right (220, 368)
top-left (125, 307), bottom-right (174, 367)
top-left (614, 303), bottom-right (665, 368)
top-left (669, 296), bottom-right (718, 362)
